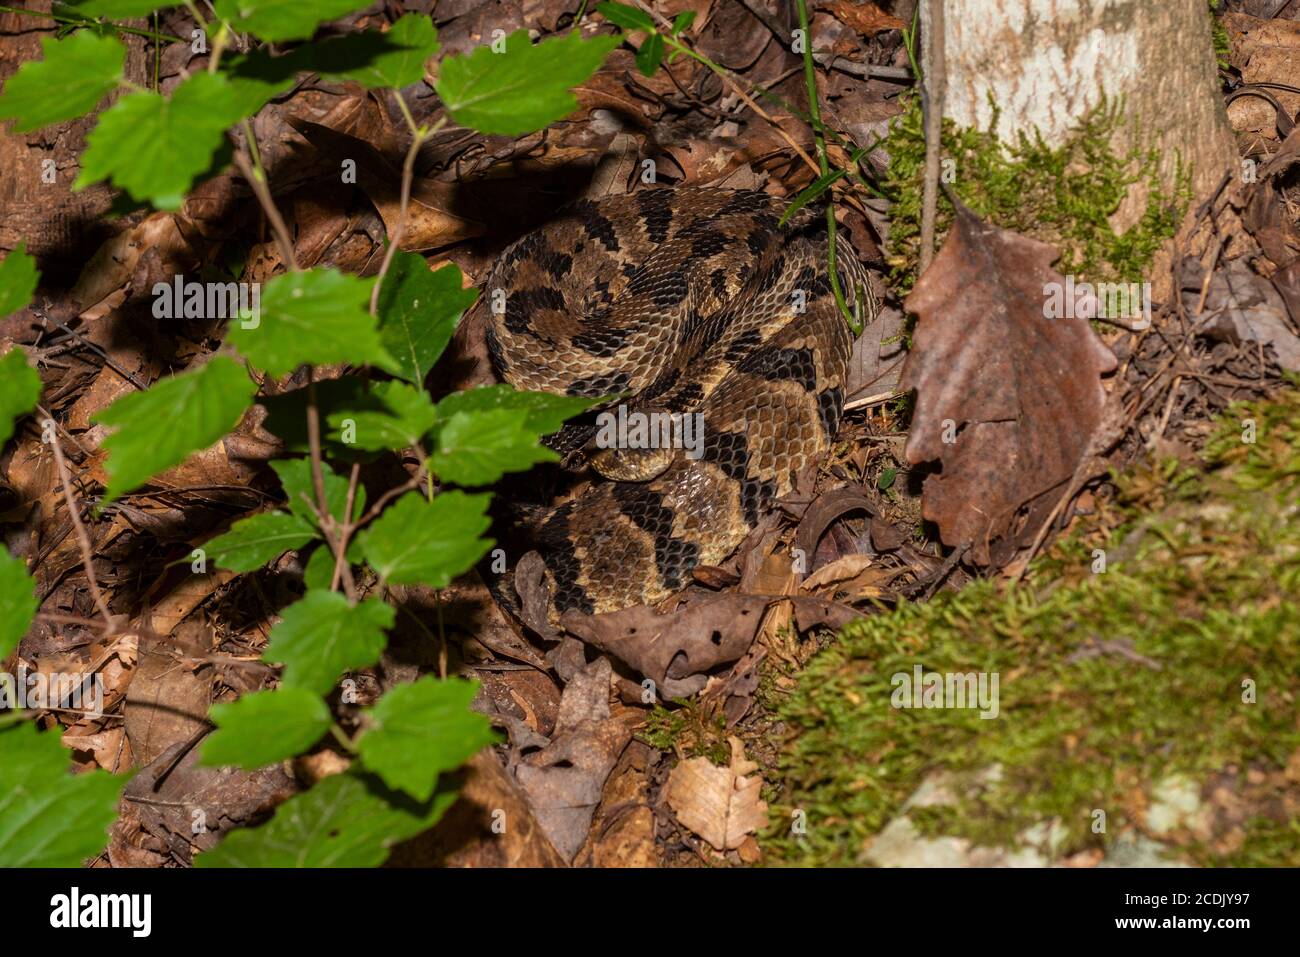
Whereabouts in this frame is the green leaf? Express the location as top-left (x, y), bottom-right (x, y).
top-left (0, 349), bottom-right (42, 448)
top-left (0, 723), bottom-right (125, 867)
top-left (377, 253), bottom-right (475, 385)
top-left (321, 14), bottom-right (438, 89)
top-left (75, 72), bottom-right (250, 210)
top-left (0, 243), bottom-right (39, 318)
top-left (270, 458), bottom-right (365, 529)
top-left (0, 32), bottom-right (125, 133)
top-left (596, 1), bottom-right (655, 31)
top-left (202, 687), bottom-right (331, 769)
top-left (357, 677), bottom-right (494, 801)
top-left (328, 381), bottom-right (438, 451)
top-left (434, 29), bottom-right (619, 136)
top-left (195, 770), bottom-right (455, 867)
top-left (0, 548), bottom-right (37, 659)
top-left (222, 47), bottom-right (306, 118)
top-left (670, 10), bottom-right (697, 35)
top-left (206, 511), bottom-right (317, 573)
top-left (432, 408), bottom-right (557, 485)
top-left (779, 149), bottom-right (866, 226)
top-left (258, 378), bottom-right (367, 455)
top-left (226, 269), bottom-right (397, 376)
top-left (213, 0), bottom-right (375, 43)
top-left (357, 491), bottom-right (492, 587)
top-left (261, 591), bottom-right (394, 695)
top-left (93, 356), bottom-right (256, 503)
top-left (301, 545), bottom-right (336, 591)
top-left (434, 384), bottom-right (601, 436)
top-left (635, 32), bottom-right (664, 77)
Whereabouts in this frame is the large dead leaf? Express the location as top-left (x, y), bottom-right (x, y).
top-left (901, 208), bottom-right (1116, 565)
top-left (514, 658), bottom-right (631, 862)
top-left (389, 751), bottom-right (566, 867)
top-left (124, 621), bottom-right (214, 767)
top-left (560, 595), bottom-right (769, 699)
top-left (666, 737), bottom-right (768, 852)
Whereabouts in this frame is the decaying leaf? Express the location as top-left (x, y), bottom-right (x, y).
top-left (666, 737), bottom-right (768, 852)
top-left (825, 0), bottom-right (906, 37)
top-left (900, 207), bottom-right (1117, 566)
top-left (514, 657), bottom-right (630, 862)
top-left (124, 621), bottom-right (214, 767)
top-left (109, 743), bottom-right (296, 866)
top-left (1181, 257), bottom-right (1300, 371)
top-left (560, 594), bottom-right (769, 699)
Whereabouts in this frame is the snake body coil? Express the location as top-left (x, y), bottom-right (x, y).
top-left (478, 187), bottom-right (875, 614)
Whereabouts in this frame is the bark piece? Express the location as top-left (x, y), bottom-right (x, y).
top-left (901, 208), bottom-right (1116, 566)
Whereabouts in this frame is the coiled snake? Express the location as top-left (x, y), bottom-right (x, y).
top-left (477, 187), bottom-right (877, 614)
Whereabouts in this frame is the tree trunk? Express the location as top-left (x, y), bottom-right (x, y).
top-left (922, 0), bottom-right (1236, 228)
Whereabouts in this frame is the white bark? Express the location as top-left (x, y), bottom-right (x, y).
top-left (922, 0), bottom-right (1236, 219)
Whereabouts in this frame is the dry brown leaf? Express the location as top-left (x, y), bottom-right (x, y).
top-left (801, 553), bottom-right (874, 591)
top-left (124, 621), bottom-right (214, 767)
top-left (901, 207), bottom-right (1116, 566)
top-left (1223, 12), bottom-right (1300, 122)
top-left (390, 751), bottom-right (566, 867)
top-left (514, 658), bottom-right (631, 862)
top-left (560, 594), bottom-right (768, 698)
top-left (666, 737), bottom-right (768, 851)
top-left (825, 0), bottom-right (905, 36)
top-left (1182, 257), bottom-right (1300, 370)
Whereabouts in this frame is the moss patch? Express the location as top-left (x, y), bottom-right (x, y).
top-left (882, 96), bottom-right (1191, 294)
top-left (765, 386), bottom-right (1300, 867)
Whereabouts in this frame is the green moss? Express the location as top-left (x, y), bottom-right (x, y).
top-left (1210, 1), bottom-right (1231, 73)
top-left (638, 698), bottom-right (730, 764)
top-left (766, 386), bottom-right (1300, 867)
top-left (882, 96), bottom-right (1191, 294)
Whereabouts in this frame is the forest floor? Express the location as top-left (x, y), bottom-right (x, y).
top-left (2, 0), bottom-right (1299, 868)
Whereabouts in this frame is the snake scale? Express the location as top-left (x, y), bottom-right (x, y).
top-left (477, 187), bottom-right (878, 615)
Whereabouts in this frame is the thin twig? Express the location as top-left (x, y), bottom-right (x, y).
top-left (232, 148), bottom-right (298, 271)
top-left (40, 408), bottom-right (113, 629)
top-left (918, 0), bottom-right (946, 273)
top-left (368, 103), bottom-right (445, 315)
top-left (329, 461), bottom-right (362, 592)
top-left (305, 381), bottom-right (358, 601)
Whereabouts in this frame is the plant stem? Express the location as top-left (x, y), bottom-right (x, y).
top-left (306, 381), bottom-right (358, 602)
top-left (232, 145), bottom-right (298, 271)
top-left (795, 0), bottom-right (856, 332)
top-left (919, 0), bottom-right (946, 274)
top-left (368, 95), bottom-right (445, 316)
top-left (0, 4), bottom-right (186, 42)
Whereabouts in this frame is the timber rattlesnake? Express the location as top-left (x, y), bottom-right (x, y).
top-left (476, 187), bottom-right (878, 614)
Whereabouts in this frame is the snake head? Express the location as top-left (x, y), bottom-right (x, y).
top-left (587, 444), bottom-right (677, 482)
